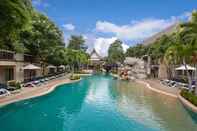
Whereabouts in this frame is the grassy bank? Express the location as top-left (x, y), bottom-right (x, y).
top-left (180, 89), bottom-right (197, 106)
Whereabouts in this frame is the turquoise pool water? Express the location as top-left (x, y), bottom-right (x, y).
top-left (0, 74), bottom-right (196, 131)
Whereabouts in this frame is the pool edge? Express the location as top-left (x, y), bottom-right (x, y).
top-left (178, 94), bottom-right (197, 114)
top-left (0, 78), bottom-right (82, 107)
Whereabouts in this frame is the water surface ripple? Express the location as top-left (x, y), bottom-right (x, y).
top-left (0, 75), bottom-right (196, 131)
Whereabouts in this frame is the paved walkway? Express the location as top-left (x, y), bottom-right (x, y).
top-left (145, 79), bottom-right (179, 95)
top-left (137, 79), bottom-right (180, 98)
top-left (0, 76), bottom-right (75, 107)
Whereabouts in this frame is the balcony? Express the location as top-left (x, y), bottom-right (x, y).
top-left (0, 50), bottom-right (14, 61)
top-left (24, 54), bottom-right (34, 63)
top-left (0, 50), bottom-right (39, 64)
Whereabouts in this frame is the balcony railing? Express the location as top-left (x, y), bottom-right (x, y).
top-left (24, 54), bottom-right (34, 63)
top-left (0, 50), bottom-right (39, 63)
top-left (0, 50), bottom-right (14, 61)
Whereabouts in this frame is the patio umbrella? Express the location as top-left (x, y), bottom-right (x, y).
top-left (23, 64), bottom-right (41, 70)
top-left (47, 65), bottom-right (56, 69)
top-left (59, 65), bottom-right (65, 69)
top-left (175, 65), bottom-right (196, 71)
top-left (23, 64), bottom-right (41, 81)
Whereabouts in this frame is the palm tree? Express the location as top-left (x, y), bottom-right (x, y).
top-left (164, 45), bottom-right (180, 79)
top-left (164, 33), bottom-right (194, 92)
top-left (180, 10), bottom-right (197, 94)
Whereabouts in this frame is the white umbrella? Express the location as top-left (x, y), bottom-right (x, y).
top-left (175, 65), bottom-right (196, 71)
top-left (59, 65), bottom-right (65, 69)
top-left (47, 65), bottom-right (56, 69)
top-left (23, 64), bottom-right (41, 70)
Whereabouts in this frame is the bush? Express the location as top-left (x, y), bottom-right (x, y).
top-left (15, 82), bottom-right (22, 89)
top-left (69, 75), bottom-right (80, 80)
top-left (7, 80), bottom-right (22, 90)
top-left (111, 70), bottom-right (118, 74)
top-left (180, 89), bottom-right (197, 106)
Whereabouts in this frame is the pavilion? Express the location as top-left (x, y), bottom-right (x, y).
top-left (89, 49), bottom-right (104, 70)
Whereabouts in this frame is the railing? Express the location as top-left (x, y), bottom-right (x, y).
top-left (0, 50), bottom-right (15, 61)
top-left (24, 54), bottom-right (34, 63)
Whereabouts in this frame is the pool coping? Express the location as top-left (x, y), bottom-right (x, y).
top-left (110, 74), bottom-right (178, 98)
top-left (0, 78), bottom-right (82, 107)
top-left (137, 80), bottom-right (197, 113)
top-left (178, 94), bottom-right (197, 113)
top-left (136, 80), bottom-right (178, 98)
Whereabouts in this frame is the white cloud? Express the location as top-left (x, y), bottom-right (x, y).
top-left (95, 12), bottom-right (191, 42)
top-left (122, 43), bottom-right (129, 52)
top-left (85, 36), bottom-right (129, 57)
top-left (94, 37), bottom-right (117, 57)
top-left (96, 19), bottom-right (175, 41)
top-left (63, 11), bottom-right (191, 57)
top-left (63, 23), bottom-right (75, 31)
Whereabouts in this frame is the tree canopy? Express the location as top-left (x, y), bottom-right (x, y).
top-left (126, 44), bottom-right (148, 58)
top-left (0, 0), bottom-right (32, 51)
top-left (67, 35), bottom-right (87, 51)
top-left (20, 11), bottom-right (64, 61)
top-left (125, 11), bottom-right (197, 94)
top-left (107, 40), bottom-right (125, 64)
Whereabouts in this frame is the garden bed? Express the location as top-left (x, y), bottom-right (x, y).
top-left (180, 89), bottom-right (197, 106)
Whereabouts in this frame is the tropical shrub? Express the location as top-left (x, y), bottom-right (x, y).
top-left (180, 89), bottom-right (197, 106)
top-left (69, 75), bottom-right (80, 80)
top-left (7, 80), bottom-right (22, 90)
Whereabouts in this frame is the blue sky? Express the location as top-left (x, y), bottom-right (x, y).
top-left (32, 0), bottom-right (197, 56)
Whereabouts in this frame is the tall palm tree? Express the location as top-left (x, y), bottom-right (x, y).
top-left (180, 10), bottom-right (197, 94)
top-left (164, 34), bottom-right (194, 92)
top-left (164, 45), bottom-right (180, 79)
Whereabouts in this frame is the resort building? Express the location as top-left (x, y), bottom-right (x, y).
top-left (89, 49), bottom-right (104, 70)
top-left (0, 50), bottom-right (42, 84)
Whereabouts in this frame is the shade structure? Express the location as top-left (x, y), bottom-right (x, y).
top-left (47, 65), bottom-right (56, 69)
top-left (175, 65), bottom-right (196, 71)
top-left (58, 65), bottom-right (65, 69)
top-left (23, 64), bottom-right (41, 70)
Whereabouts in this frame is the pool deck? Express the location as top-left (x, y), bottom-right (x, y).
top-left (136, 79), bottom-right (197, 113)
top-left (112, 74), bottom-right (179, 98)
top-left (136, 79), bottom-right (179, 98)
top-left (0, 76), bottom-right (80, 107)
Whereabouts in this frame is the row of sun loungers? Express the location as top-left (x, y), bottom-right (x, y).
top-left (22, 73), bottom-right (65, 88)
top-left (160, 79), bottom-right (196, 90)
top-left (0, 84), bottom-right (11, 97)
top-left (0, 73), bottom-right (66, 97)
top-left (0, 88), bottom-right (11, 97)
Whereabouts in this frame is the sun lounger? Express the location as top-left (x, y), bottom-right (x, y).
top-left (44, 78), bottom-right (49, 81)
top-left (23, 83), bottom-right (36, 88)
top-left (32, 80), bottom-right (41, 85)
top-left (0, 88), bottom-right (10, 97)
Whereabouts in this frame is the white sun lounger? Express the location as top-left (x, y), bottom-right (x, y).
top-left (0, 89), bottom-right (11, 97)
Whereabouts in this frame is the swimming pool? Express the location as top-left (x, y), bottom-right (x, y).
top-left (0, 74), bottom-right (196, 131)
